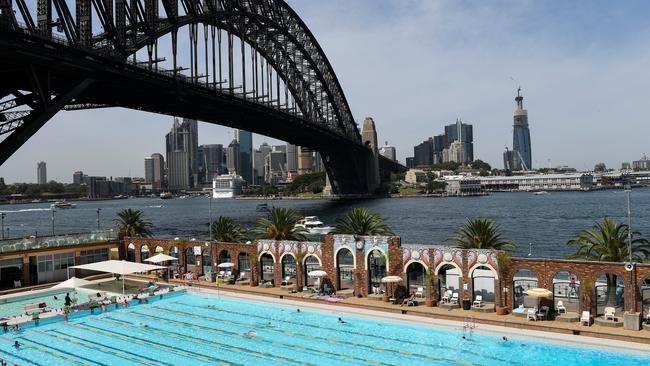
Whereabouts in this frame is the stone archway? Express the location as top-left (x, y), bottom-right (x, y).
top-left (126, 243), bottom-right (136, 262)
top-left (471, 265), bottom-right (497, 304)
top-left (304, 255), bottom-right (322, 288)
top-left (140, 245), bottom-right (150, 263)
top-left (405, 261), bottom-right (426, 295)
top-left (280, 253), bottom-right (297, 283)
top-left (259, 253), bottom-right (275, 285)
top-left (552, 270), bottom-right (580, 314)
top-left (512, 268), bottom-right (538, 308)
top-left (367, 249), bottom-right (386, 294)
top-left (435, 263), bottom-right (462, 302)
top-left (336, 247), bottom-right (355, 290)
top-left (594, 273), bottom-right (625, 317)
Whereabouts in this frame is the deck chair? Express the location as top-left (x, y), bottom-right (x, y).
top-left (604, 307), bottom-right (616, 321)
top-left (527, 308), bottom-right (537, 321)
top-left (281, 276), bottom-right (292, 286)
top-left (450, 292), bottom-right (459, 305)
top-left (415, 287), bottom-right (424, 298)
top-left (441, 290), bottom-right (452, 303)
top-left (556, 300), bottom-right (566, 314)
top-left (13, 280), bottom-right (21, 288)
top-left (473, 295), bottom-right (483, 307)
top-left (580, 311), bottom-right (591, 325)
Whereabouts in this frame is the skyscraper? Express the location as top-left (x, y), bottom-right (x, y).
top-left (144, 157), bottom-right (154, 183)
top-left (378, 141), bottom-right (396, 161)
top-left (413, 138), bottom-right (433, 166)
top-left (37, 161), bottom-right (46, 184)
top-left (234, 129), bottom-right (253, 185)
top-left (73, 171), bottom-right (84, 185)
top-left (444, 119), bottom-right (473, 163)
top-left (253, 143), bottom-right (272, 185)
top-left (512, 88), bottom-right (532, 170)
top-left (151, 153), bottom-right (165, 189)
top-left (297, 146), bottom-right (314, 174)
top-left (226, 139), bottom-right (241, 175)
top-left (201, 144), bottom-right (225, 182)
top-left (165, 118), bottom-right (198, 190)
top-left (286, 144), bottom-right (298, 173)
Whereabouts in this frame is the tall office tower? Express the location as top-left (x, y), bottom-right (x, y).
top-left (512, 88), bottom-right (532, 170)
top-left (264, 151), bottom-right (287, 184)
top-left (378, 141), bottom-right (396, 161)
top-left (234, 129), bottom-right (253, 185)
top-left (165, 118), bottom-right (196, 190)
top-left (144, 157), bottom-right (154, 183)
top-left (413, 138), bottom-right (433, 166)
top-left (201, 144), bottom-right (224, 182)
top-left (361, 117), bottom-right (378, 151)
top-left (286, 144), bottom-right (298, 173)
top-left (197, 145), bottom-right (205, 183)
top-left (432, 135), bottom-right (446, 165)
top-left (226, 139), bottom-right (241, 175)
top-left (150, 153), bottom-right (165, 189)
top-left (37, 161), bottom-right (47, 184)
top-left (186, 119), bottom-right (199, 187)
top-left (448, 140), bottom-right (465, 163)
top-left (297, 146), bottom-right (314, 174)
top-left (253, 143), bottom-right (272, 185)
top-left (444, 119), bottom-right (473, 163)
top-left (73, 171), bottom-right (84, 185)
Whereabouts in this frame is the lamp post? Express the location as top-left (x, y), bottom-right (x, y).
top-left (50, 208), bottom-right (56, 236)
top-left (209, 190), bottom-right (213, 241)
top-left (528, 242), bottom-right (533, 257)
top-left (1, 212), bottom-right (5, 240)
top-left (624, 184), bottom-right (633, 313)
top-left (96, 208), bottom-right (101, 230)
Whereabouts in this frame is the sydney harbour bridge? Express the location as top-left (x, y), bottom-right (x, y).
top-left (0, 0), bottom-right (403, 195)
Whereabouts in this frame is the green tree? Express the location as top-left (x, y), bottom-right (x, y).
top-left (471, 159), bottom-right (492, 171)
top-left (252, 207), bottom-right (307, 241)
top-left (448, 218), bottom-right (514, 251)
top-left (333, 208), bottom-right (394, 236)
top-left (566, 218), bottom-right (650, 307)
top-left (115, 209), bottom-right (153, 237)
top-left (211, 216), bottom-right (247, 243)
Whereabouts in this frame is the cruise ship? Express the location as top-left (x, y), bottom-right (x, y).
top-left (212, 173), bottom-right (245, 199)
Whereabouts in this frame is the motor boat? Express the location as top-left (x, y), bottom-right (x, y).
top-left (295, 216), bottom-right (334, 235)
top-left (50, 201), bottom-right (76, 209)
top-left (159, 192), bottom-right (173, 199)
top-left (533, 191), bottom-right (549, 195)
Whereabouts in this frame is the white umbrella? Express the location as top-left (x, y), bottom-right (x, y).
top-left (145, 253), bottom-right (178, 263)
top-left (52, 277), bottom-right (93, 289)
top-left (308, 270), bottom-right (328, 277)
top-left (381, 276), bottom-right (403, 283)
top-left (218, 262), bottom-right (235, 268)
top-left (70, 260), bottom-right (165, 295)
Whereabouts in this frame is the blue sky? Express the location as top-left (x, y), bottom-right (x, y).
top-left (3, 0), bottom-right (650, 183)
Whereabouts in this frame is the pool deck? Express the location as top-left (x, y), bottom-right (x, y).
top-left (172, 278), bottom-right (650, 347)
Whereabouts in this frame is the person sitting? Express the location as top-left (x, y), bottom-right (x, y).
top-left (401, 292), bottom-right (416, 307)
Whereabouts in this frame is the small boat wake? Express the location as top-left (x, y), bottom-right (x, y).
top-left (0, 208), bottom-right (52, 213)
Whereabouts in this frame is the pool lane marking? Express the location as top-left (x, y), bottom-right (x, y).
top-left (13, 336), bottom-right (96, 366)
top-left (98, 317), bottom-right (319, 366)
top-left (43, 329), bottom-right (173, 366)
top-left (0, 345), bottom-right (36, 366)
top-left (170, 302), bottom-right (510, 365)
top-left (64, 322), bottom-right (236, 366)
top-left (149, 305), bottom-right (490, 366)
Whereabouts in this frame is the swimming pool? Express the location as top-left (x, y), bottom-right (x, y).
top-left (0, 288), bottom-right (97, 318)
top-left (0, 292), bottom-right (647, 365)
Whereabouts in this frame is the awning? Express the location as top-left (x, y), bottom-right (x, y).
top-left (70, 260), bottom-right (165, 275)
top-left (144, 254), bottom-right (178, 263)
top-left (52, 277), bottom-right (93, 289)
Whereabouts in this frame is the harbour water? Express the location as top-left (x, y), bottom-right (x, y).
top-left (1, 189), bottom-right (648, 259)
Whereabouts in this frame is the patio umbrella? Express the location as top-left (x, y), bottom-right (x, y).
top-left (217, 262), bottom-right (235, 268)
top-left (381, 276), bottom-right (403, 298)
top-left (525, 288), bottom-right (553, 298)
top-left (52, 277), bottom-right (93, 290)
top-left (144, 253), bottom-right (178, 263)
top-left (307, 270), bottom-right (328, 277)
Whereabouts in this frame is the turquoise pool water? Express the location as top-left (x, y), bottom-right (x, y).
top-left (0, 289), bottom-right (96, 318)
top-left (0, 292), bottom-right (647, 365)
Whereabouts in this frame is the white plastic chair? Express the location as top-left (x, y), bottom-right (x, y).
top-left (450, 292), bottom-right (459, 305)
top-left (472, 295), bottom-right (483, 307)
top-left (281, 276), bottom-right (292, 286)
top-left (441, 290), bottom-right (452, 303)
top-left (556, 300), bottom-right (566, 314)
top-left (527, 308), bottom-right (537, 321)
top-left (415, 287), bottom-right (424, 298)
top-left (580, 311), bottom-right (591, 326)
top-left (604, 307), bottom-right (616, 321)
top-left (13, 280), bottom-right (21, 288)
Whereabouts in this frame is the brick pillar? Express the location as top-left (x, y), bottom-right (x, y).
top-left (354, 241), bottom-right (366, 297)
top-left (74, 250), bottom-right (81, 278)
top-left (194, 253), bottom-right (202, 275)
top-left (135, 246), bottom-right (142, 263)
top-left (273, 243), bottom-right (281, 287)
top-left (211, 243), bottom-right (218, 275)
top-left (22, 255), bottom-right (30, 286)
top-left (178, 245), bottom-right (186, 274)
top-left (321, 237), bottom-right (335, 282)
top-left (462, 249), bottom-right (471, 301)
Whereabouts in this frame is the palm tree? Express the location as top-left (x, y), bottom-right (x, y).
top-left (566, 218), bottom-right (650, 307)
top-left (252, 207), bottom-right (307, 241)
top-left (448, 218), bottom-right (514, 251)
top-left (211, 216), bottom-right (247, 242)
top-left (115, 209), bottom-right (153, 237)
top-left (333, 208), bottom-right (394, 236)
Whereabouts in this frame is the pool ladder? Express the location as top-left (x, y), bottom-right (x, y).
top-left (463, 316), bottom-right (476, 338)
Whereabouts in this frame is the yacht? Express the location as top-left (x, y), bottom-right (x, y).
top-left (50, 201), bottom-right (76, 209)
top-left (212, 173), bottom-right (245, 199)
top-left (159, 192), bottom-right (173, 199)
top-left (533, 191), bottom-right (549, 195)
top-left (295, 216), bottom-right (334, 235)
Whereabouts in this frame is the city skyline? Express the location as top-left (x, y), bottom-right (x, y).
top-left (2, 1), bottom-right (650, 182)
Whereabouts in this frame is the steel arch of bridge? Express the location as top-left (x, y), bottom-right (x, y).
top-left (0, 0), bottom-right (402, 195)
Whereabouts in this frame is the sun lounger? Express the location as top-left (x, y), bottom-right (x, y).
top-left (527, 308), bottom-right (537, 321)
top-left (604, 307), bottom-right (616, 321)
top-left (537, 306), bottom-right (549, 320)
top-left (23, 303), bottom-right (42, 315)
top-left (402, 294), bottom-right (416, 307)
top-left (556, 300), bottom-right (566, 314)
top-left (472, 295), bottom-right (483, 307)
top-left (450, 292), bottom-right (459, 305)
top-left (580, 311), bottom-right (591, 326)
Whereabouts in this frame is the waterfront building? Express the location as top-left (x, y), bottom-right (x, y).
top-left (405, 169), bottom-right (426, 184)
top-left (622, 162), bottom-right (631, 170)
top-left (286, 144), bottom-right (298, 173)
top-left (144, 157), bottom-right (154, 183)
top-left (212, 172), bottom-right (245, 198)
top-left (479, 173), bottom-right (593, 191)
top-left (226, 139), bottom-right (241, 176)
top-left (632, 154), bottom-right (650, 171)
top-left (235, 129), bottom-right (253, 185)
top-left (36, 161), bottom-right (46, 184)
top-left (166, 118), bottom-right (198, 190)
top-left (150, 153), bottom-right (165, 189)
top-left (264, 150), bottom-right (286, 184)
top-left (444, 176), bottom-right (483, 196)
top-left (72, 171), bottom-right (84, 185)
top-left (253, 143), bottom-right (272, 185)
top-left (378, 141), bottom-right (396, 161)
top-left (444, 119), bottom-right (473, 163)
top-left (413, 138), bottom-right (433, 167)
top-left (297, 146), bottom-right (314, 174)
top-left (432, 135), bottom-right (445, 165)
top-left (201, 144), bottom-right (225, 183)
top-left (405, 157), bottom-right (414, 168)
top-left (506, 88), bottom-right (532, 171)
top-left (447, 140), bottom-right (465, 163)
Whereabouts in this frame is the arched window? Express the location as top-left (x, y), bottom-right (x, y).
top-left (185, 248), bottom-right (196, 269)
top-left (553, 271), bottom-right (580, 313)
top-left (260, 253), bottom-right (274, 284)
top-left (512, 268), bottom-right (538, 308)
top-left (202, 248), bottom-right (212, 274)
top-left (304, 256), bottom-right (321, 287)
top-left (367, 250), bottom-right (386, 294)
top-left (140, 245), bottom-right (150, 262)
top-left (406, 262), bottom-right (426, 295)
top-left (471, 266), bottom-right (496, 303)
top-left (595, 273), bottom-right (625, 317)
top-left (169, 246), bottom-right (179, 258)
top-left (436, 264), bottom-right (461, 301)
top-left (337, 248), bottom-right (354, 290)
top-left (218, 250), bottom-right (231, 265)
top-left (282, 255), bottom-right (297, 280)
top-left (127, 243), bottom-right (135, 262)
top-left (154, 246), bottom-right (164, 254)
top-left (237, 252), bottom-right (250, 274)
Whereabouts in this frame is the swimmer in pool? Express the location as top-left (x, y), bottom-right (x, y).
top-left (337, 317), bottom-right (346, 324)
top-left (502, 336), bottom-right (508, 342)
top-left (14, 341), bottom-right (19, 349)
top-left (244, 330), bottom-right (256, 338)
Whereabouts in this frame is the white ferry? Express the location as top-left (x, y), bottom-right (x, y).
top-left (50, 201), bottom-right (76, 209)
top-left (295, 216), bottom-right (334, 235)
top-left (212, 173), bottom-right (245, 199)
